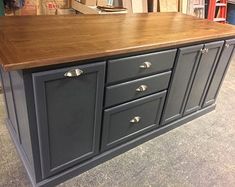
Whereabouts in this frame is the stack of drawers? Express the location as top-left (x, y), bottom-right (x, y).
top-left (101, 49), bottom-right (177, 151)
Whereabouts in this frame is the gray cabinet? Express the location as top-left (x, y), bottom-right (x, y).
top-left (161, 44), bottom-right (203, 125)
top-left (32, 62), bottom-right (105, 178)
top-left (1, 38), bottom-right (234, 187)
top-left (184, 41), bottom-right (224, 115)
top-left (161, 41), bottom-right (224, 125)
top-left (203, 39), bottom-right (235, 107)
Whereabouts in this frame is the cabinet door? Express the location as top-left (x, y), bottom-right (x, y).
top-left (161, 44), bottom-right (203, 125)
top-left (203, 39), bottom-right (235, 107)
top-left (33, 62), bottom-right (105, 178)
top-left (184, 41), bottom-right (224, 115)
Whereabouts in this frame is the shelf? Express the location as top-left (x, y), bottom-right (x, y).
top-left (214, 18), bottom-right (226, 22)
top-left (216, 3), bottom-right (227, 6)
top-left (72, 0), bottom-right (127, 14)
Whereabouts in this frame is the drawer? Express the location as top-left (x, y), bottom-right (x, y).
top-left (101, 91), bottom-right (167, 151)
top-left (107, 49), bottom-right (176, 84)
top-left (105, 71), bottom-right (171, 108)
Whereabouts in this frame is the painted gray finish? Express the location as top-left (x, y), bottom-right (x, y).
top-left (161, 44), bottom-right (203, 125)
top-left (184, 41), bottom-right (224, 115)
top-left (32, 62), bottom-right (105, 178)
top-left (0, 39), bottom-right (234, 187)
top-left (105, 71), bottom-right (171, 108)
top-left (0, 69), bottom-right (36, 182)
top-left (0, 68), bottom-right (20, 140)
top-left (107, 49), bottom-right (176, 84)
top-left (10, 71), bottom-right (34, 168)
top-left (102, 91), bottom-right (166, 151)
top-left (203, 39), bottom-right (235, 107)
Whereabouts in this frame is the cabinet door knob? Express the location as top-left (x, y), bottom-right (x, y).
top-left (139, 61), bottom-right (152, 69)
top-left (200, 48), bottom-right (205, 54)
top-left (225, 44), bottom-right (230, 48)
top-left (201, 48), bottom-right (208, 54)
top-left (64, 69), bottom-right (83, 77)
top-left (130, 116), bottom-right (141, 124)
top-left (136, 85), bottom-right (148, 92)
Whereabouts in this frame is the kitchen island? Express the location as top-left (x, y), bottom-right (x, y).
top-left (0, 13), bottom-right (235, 187)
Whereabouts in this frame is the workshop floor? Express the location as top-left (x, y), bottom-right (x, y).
top-left (0, 58), bottom-right (235, 187)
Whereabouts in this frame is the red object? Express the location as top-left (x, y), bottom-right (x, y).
top-left (208, 0), bottom-right (227, 23)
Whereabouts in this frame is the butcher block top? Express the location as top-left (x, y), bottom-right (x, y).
top-left (1, 12), bottom-right (235, 71)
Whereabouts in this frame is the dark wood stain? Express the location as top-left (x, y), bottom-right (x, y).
top-left (1, 13), bottom-right (235, 70)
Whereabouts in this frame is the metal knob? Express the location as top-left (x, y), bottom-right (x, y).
top-left (139, 61), bottom-right (152, 69)
top-left (225, 44), bottom-right (230, 48)
top-left (130, 116), bottom-right (141, 124)
top-left (201, 48), bottom-right (208, 54)
top-left (64, 69), bottom-right (83, 77)
top-left (136, 85), bottom-right (148, 92)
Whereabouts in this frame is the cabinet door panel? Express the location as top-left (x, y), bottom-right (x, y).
top-left (161, 44), bottom-right (203, 125)
top-left (184, 41), bottom-right (224, 115)
top-left (33, 62), bottom-right (105, 178)
top-left (203, 39), bottom-right (235, 107)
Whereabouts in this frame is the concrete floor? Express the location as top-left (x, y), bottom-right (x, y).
top-left (0, 58), bottom-right (235, 187)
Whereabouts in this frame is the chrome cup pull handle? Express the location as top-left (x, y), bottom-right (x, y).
top-left (136, 85), bottom-right (148, 92)
top-left (130, 116), bottom-right (141, 124)
top-left (64, 69), bottom-right (83, 77)
top-left (139, 61), bottom-right (152, 69)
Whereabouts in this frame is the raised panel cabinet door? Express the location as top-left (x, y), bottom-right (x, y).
top-left (161, 44), bottom-right (203, 125)
top-left (32, 62), bottom-right (105, 178)
top-left (203, 39), bottom-right (235, 107)
top-left (184, 41), bottom-right (224, 115)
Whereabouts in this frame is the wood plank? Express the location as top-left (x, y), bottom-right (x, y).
top-left (148, 0), bottom-right (158, 12)
top-left (0, 13), bottom-right (235, 70)
top-left (159, 0), bottom-right (178, 12)
top-left (122, 0), bottom-right (133, 13)
top-left (72, 1), bottom-right (99, 14)
top-left (131, 0), bottom-right (148, 13)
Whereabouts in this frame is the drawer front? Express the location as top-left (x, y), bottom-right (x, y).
top-left (107, 49), bottom-right (177, 84)
top-left (101, 91), bottom-right (167, 151)
top-left (105, 71), bottom-right (171, 108)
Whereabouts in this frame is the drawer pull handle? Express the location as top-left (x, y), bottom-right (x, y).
top-left (139, 61), bottom-right (152, 69)
top-left (130, 116), bottom-right (141, 124)
top-left (225, 44), bottom-right (230, 48)
top-left (64, 69), bottom-right (83, 77)
top-left (136, 85), bottom-right (148, 92)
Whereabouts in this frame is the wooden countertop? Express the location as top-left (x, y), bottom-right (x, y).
top-left (1, 12), bottom-right (235, 71)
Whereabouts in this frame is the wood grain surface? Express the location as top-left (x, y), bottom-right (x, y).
top-left (1, 12), bottom-right (235, 71)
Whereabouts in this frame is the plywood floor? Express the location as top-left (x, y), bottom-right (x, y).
top-left (0, 58), bottom-right (235, 187)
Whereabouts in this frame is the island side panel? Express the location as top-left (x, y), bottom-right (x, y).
top-left (0, 68), bottom-right (39, 183)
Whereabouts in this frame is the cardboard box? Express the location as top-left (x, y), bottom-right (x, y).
top-left (37, 0), bottom-right (71, 15)
top-left (97, 0), bottom-right (107, 6)
top-left (20, 0), bottom-right (37, 15)
top-left (80, 0), bottom-right (96, 6)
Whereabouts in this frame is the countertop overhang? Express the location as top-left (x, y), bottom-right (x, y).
top-left (1, 12), bottom-right (235, 71)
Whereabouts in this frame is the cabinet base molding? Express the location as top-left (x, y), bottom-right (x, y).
top-left (6, 104), bottom-right (215, 187)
